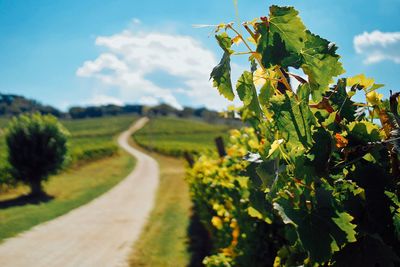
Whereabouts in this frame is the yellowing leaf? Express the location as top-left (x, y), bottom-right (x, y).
top-left (248, 206), bottom-right (263, 219)
top-left (253, 68), bottom-right (267, 87)
top-left (249, 52), bottom-right (262, 64)
top-left (232, 35), bottom-right (242, 45)
top-left (215, 23), bottom-right (226, 32)
top-left (211, 216), bottom-right (223, 230)
top-left (347, 74), bottom-right (375, 89)
top-left (268, 139), bottom-right (284, 158)
top-left (248, 207), bottom-right (272, 224)
top-left (366, 91), bottom-right (383, 106)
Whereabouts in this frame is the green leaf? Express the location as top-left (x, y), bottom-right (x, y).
top-left (308, 127), bottom-right (333, 175)
top-left (236, 71), bottom-right (262, 116)
top-left (270, 91), bottom-right (316, 149)
top-left (269, 6), bottom-right (307, 55)
top-left (215, 32), bottom-right (234, 54)
top-left (332, 212), bottom-right (357, 243)
top-left (210, 52), bottom-right (234, 101)
top-left (329, 79), bottom-right (356, 121)
top-left (333, 234), bottom-right (400, 267)
top-left (347, 120), bottom-right (381, 143)
top-left (258, 80), bottom-right (275, 106)
top-left (300, 31), bottom-right (345, 102)
top-left (274, 198), bottom-right (334, 263)
top-left (256, 6), bottom-right (306, 68)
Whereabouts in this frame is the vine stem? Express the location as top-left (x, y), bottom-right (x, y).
top-left (227, 24), bottom-right (254, 57)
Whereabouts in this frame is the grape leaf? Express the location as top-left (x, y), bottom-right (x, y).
top-left (332, 234), bottom-right (400, 267)
top-left (256, 6), bottom-right (306, 68)
top-left (270, 91), bottom-right (315, 149)
top-left (236, 71), bottom-right (262, 116)
top-left (332, 212), bottom-right (357, 243)
top-left (329, 79), bottom-right (356, 121)
top-left (210, 52), bottom-right (234, 101)
top-left (259, 80), bottom-right (275, 106)
top-left (215, 32), bottom-right (234, 54)
top-left (269, 6), bottom-right (307, 55)
top-left (300, 31), bottom-right (345, 102)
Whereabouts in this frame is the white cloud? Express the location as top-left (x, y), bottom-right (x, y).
top-left (354, 30), bottom-right (400, 64)
top-left (76, 26), bottom-right (237, 110)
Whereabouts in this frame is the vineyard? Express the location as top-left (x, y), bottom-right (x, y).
top-left (0, 115), bottom-right (136, 187)
top-left (0, 115), bottom-right (137, 241)
top-left (133, 117), bottom-right (231, 157)
top-left (186, 5), bottom-right (400, 267)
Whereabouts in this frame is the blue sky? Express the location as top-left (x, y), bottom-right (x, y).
top-left (0, 0), bottom-right (399, 110)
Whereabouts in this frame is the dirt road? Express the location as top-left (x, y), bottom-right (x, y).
top-left (0, 117), bottom-right (159, 267)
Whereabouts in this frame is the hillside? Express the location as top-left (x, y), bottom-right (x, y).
top-left (0, 94), bottom-right (61, 117)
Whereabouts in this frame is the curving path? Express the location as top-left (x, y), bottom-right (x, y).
top-left (0, 117), bottom-right (159, 267)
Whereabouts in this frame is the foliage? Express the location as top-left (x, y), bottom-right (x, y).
top-left (187, 5), bottom-right (400, 266)
top-left (5, 113), bottom-right (68, 195)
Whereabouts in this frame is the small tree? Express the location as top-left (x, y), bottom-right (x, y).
top-left (6, 113), bottom-right (68, 196)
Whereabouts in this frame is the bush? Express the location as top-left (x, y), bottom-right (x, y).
top-left (5, 113), bottom-right (68, 195)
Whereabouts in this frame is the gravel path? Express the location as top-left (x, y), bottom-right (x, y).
top-left (0, 117), bottom-right (159, 267)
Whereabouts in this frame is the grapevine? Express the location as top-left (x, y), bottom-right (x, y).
top-left (187, 5), bottom-right (400, 266)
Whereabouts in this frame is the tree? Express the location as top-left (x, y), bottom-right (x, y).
top-left (5, 113), bottom-right (69, 196)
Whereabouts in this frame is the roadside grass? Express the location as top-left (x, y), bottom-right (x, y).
top-left (129, 142), bottom-right (191, 267)
top-left (130, 117), bottom-right (231, 266)
top-left (134, 117), bottom-right (231, 156)
top-left (0, 151), bottom-right (135, 242)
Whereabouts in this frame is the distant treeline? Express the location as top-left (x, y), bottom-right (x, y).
top-left (0, 94), bottom-right (62, 117)
top-left (0, 93), bottom-right (235, 124)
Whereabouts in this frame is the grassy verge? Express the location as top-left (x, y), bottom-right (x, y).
top-left (129, 141), bottom-right (191, 267)
top-left (0, 149), bottom-right (135, 242)
top-left (129, 117), bottom-right (231, 266)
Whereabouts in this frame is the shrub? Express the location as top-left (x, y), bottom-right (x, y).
top-left (5, 113), bottom-right (68, 195)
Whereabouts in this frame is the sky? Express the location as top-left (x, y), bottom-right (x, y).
top-left (0, 0), bottom-right (399, 111)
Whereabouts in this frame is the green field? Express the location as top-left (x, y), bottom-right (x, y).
top-left (0, 115), bottom-right (137, 168)
top-left (0, 115), bottom-right (137, 241)
top-left (133, 117), bottom-right (231, 156)
top-left (62, 115), bottom-right (137, 163)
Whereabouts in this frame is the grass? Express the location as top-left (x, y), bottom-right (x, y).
top-left (0, 151), bottom-right (135, 241)
top-left (134, 117), bottom-right (231, 157)
top-left (130, 117), bottom-right (232, 266)
top-left (0, 115), bottom-right (138, 241)
top-left (129, 142), bottom-right (191, 267)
